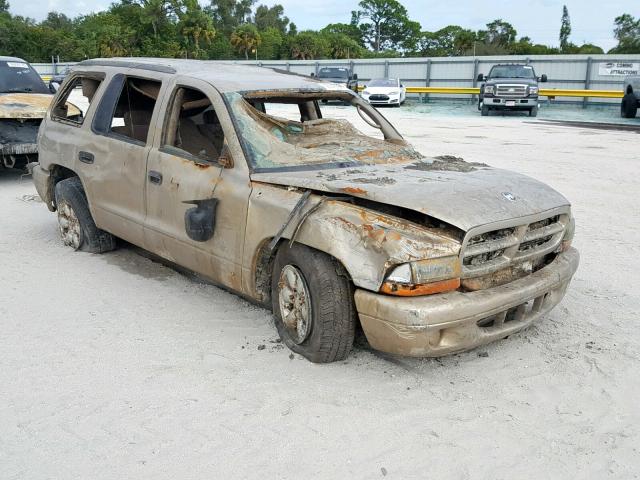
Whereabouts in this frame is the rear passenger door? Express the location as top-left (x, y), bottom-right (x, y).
top-left (143, 78), bottom-right (251, 292)
top-left (86, 73), bottom-right (164, 246)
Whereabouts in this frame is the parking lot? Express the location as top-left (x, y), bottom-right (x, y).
top-left (1, 106), bottom-right (639, 479)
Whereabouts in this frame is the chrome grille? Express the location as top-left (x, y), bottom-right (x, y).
top-left (496, 84), bottom-right (527, 98)
top-left (462, 214), bottom-right (568, 278)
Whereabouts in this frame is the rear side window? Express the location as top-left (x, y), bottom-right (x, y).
top-left (51, 76), bottom-right (103, 125)
top-left (93, 74), bottom-right (161, 145)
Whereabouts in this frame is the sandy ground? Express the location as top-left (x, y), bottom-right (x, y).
top-left (1, 106), bottom-right (639, 479)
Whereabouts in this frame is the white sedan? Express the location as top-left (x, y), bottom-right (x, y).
top-left (361, 78), bottom-right (407, 106)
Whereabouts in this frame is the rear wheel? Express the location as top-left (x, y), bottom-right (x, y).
top-left (54, 177), bottom-right (116, 253)
top-left (481, 104), bottom-right (490, 116)
top-left (271, 243), bottom-right (356, 363)
top-left (621, 93), bottom-right (638, 118)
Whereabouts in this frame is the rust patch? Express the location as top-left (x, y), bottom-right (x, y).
top-left (341, 186), bottom-right (367, 195)
top-left (405, 155), bottom-right (488, 173)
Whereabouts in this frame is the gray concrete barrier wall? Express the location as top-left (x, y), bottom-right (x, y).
top-left (33, 54), bottom-right (640, 105)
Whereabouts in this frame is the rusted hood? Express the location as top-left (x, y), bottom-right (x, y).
top-left (0, 93), bottom-right (80, 119)
top-left (251, 160), bottom-right (570, 232)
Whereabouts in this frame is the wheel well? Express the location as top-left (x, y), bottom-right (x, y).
top-left (49, 165), bottom-right (78, 208)
top-left (253, 238), bottom-right (356, 310)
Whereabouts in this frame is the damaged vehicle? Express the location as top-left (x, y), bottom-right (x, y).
top-left (32, 58), bottom-right (579, 363)
top-left (0, 56), bottom-right (80, 171)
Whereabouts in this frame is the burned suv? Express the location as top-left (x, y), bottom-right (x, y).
top-left (32, 58), bottom-right (578, 363)
top-left (478, 64), bottom-right (547, 117)
top-left (0, 56), bottom-right (79, 171)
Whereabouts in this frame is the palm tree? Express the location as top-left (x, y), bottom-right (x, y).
top-left (177, 0), bottom-right (216, 58)
top-left (231, 24), bottom-right (262, 60)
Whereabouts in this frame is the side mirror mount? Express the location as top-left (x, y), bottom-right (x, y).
top-left (49, 82), bottom-right (59, 93)
top-left (540, 74), bottom-right (548, 83)
top-left (310, 72), bottom-right (315, 77)
top-left (477, 73), bottom-right (484, 82)
top-left (352, 73), bottom-right (358, 80)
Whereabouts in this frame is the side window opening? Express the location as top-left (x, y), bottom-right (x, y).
top-left (109, 77), bottom-right (161, 143)
top-left (51, 76), bottom-right (102, 124)
top-left (163, 87), bottom-right (224, 163)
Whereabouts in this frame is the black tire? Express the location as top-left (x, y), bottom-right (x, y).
top-left (271, 243), bottom-right (356, 363)
top-left (529, 106), bottom-right (538, 117)
top-left (621, 93), bottom-right (638, 118)
top-left (481, 104), bottom-right (489, 116)
top-left (54, 177), bottom-right (116, 253)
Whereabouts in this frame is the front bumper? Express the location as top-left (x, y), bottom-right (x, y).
top-left (362, 95), bottom-right (401, 105)
top-left (355, 248), bottom-right (579, 357)
top-left (484, 96), bottom-right (538, 108)
top-left (0, 142), bottom-right (38, 155)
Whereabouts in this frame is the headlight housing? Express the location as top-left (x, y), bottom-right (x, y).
top-left (388, 90), bottom-right (400, 95)
top-left (484, 85), bottom-right (495, 95)
top-left (558, 215), bottom-right (575, 252)
top-left (529, 86), bottom-right (539, 95)
top-left (381, 256), bottom-right (461, 296)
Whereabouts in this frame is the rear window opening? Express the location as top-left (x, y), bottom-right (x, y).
top-left (225, 91), bottom-right (418, 170)
top-left (109, 77), bottom-right (161, 143)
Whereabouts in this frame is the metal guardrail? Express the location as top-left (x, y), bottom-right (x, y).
top-left (362, 86), bottom-right (624, 99)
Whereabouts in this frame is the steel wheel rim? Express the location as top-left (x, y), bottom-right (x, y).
top-left (278, 264), bottom-right (312, 344)
top-left (57, 200), bottom-right (81, 250)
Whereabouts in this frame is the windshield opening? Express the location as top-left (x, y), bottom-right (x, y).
top-left (317, 68), bottom-right (349, 79)
top-left (368, 79), bottom-right (398, 87)
top-left (488, 65), bottom-right (536, 79)
top-left (224, 90), bottom-right (417, 171)
top-left (0, 60), bottom-right (49, 94)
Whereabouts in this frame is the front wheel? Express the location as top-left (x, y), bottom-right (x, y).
top-left (621, 93), bottom-right (638, 118)
top-left (529, 106), bottom-right (538, 117)
top-left (271, 243), bottom-right (356, 363)
top-left (481, 104), bottom-right (489, 116)
top-left (54, 177), bottom-right (116, 253)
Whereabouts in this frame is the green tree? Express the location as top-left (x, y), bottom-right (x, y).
top-left (322, 31), bottom-right (363, 58)
top-left (288, 30), bottom-right (328, 59)
top-left (257, 27), bottom-right (283, 59)
top-left (351, 0), bottom-right (420, 52)
top-left (416, 26), bottom-right (475, 56)
top-left (176, 0), bottom-right (216, 58)
top-left (559, 5), bottom-right (571, 52)
top-left (610, 14), bottom-right (640, 53)
top-left (254, 4), bottom-right (289, 33)
top-left (230, 23), bottom-right (261, 59)
top-left (322, 23), bottom-right (363, 46)
top-left (477, 19), bottom-right (517, 51)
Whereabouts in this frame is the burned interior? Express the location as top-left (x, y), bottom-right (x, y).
top-left (225, 90), bottom-right (422, 170)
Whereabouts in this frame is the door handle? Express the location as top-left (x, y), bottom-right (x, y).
top-left (148, 170), bottom-right (163, 185)
top-left (78, 151), bottom-right (94, 164)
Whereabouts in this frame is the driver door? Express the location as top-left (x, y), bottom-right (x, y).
top-left (143, 78), bottom-right (251, 292)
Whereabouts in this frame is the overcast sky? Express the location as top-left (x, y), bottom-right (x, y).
top-left (9, 0), bottom-right (638, 51)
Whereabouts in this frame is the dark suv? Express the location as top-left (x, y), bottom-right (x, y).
top-left (477, 64), bottom-right (547, 117)
top-left (313, 67), bottom-right (359, 93)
